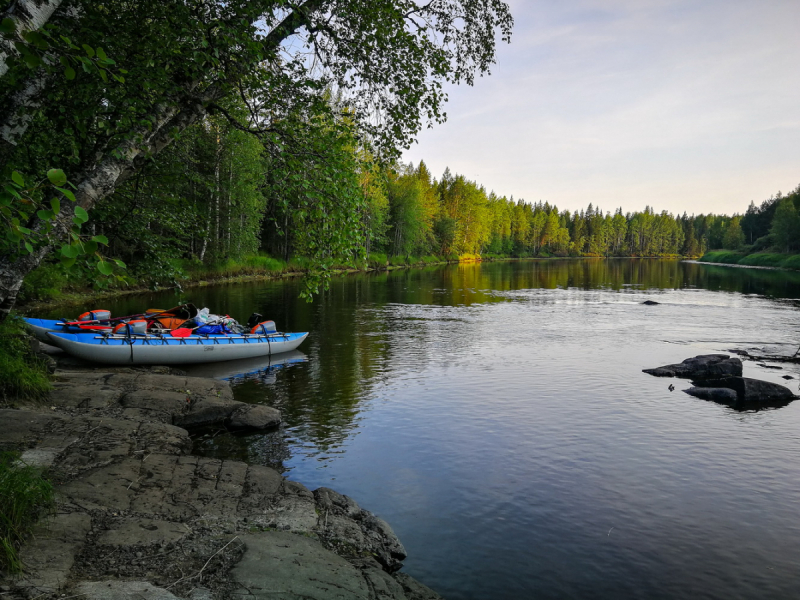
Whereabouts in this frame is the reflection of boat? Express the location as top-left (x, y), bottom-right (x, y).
top-left (182, 350), bottom-right (308, 380)
top-left (45, 331), bottom-right (308, 365)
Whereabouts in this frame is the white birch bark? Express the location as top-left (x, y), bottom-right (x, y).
top-left (0, 0), bottom-right (64, 78)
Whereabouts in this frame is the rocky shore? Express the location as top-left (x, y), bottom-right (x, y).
top-left (0, 358), bottom-right (442, 600)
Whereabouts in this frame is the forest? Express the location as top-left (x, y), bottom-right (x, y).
top-left (1, 0), bottom-right (798, 314)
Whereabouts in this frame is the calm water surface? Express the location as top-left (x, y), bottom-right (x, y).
top-left (53, 259), bottom-right (800, 600)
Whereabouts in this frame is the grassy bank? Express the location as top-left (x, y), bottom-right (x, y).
top-left (0, 317), bottom-right (51, 403)
top-left (699, 251), bottom-right (800, 270)
top-left (0, 452), bottom-right (55, 573)
top-left (16, 252), bottom-right (467, 312)
top-left (18, 252), bottom-right (695, 314)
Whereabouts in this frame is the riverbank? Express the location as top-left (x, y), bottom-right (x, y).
top-left (0, 348), bottom-right (442, 599)
top-left (699, 250), bottom-right (800, 270)
top-left (18, 253), bottom-right (693, 315)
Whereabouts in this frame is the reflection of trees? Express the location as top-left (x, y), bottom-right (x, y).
top-left (44, 259), bottom-right (800, 464)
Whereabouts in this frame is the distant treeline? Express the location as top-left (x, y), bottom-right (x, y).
top-left (338, 161), bottom-right (751, 260)
top-left (19, 96), bottom-right (797, 297)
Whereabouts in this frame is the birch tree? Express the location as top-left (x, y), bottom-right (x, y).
top-left (0, 0), bottom-right (514, 319)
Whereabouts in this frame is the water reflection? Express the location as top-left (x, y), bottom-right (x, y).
top-left (33, 259), bottom-right (800, 600)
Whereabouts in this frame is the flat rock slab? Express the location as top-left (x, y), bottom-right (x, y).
top-left (48, 370), bottom-right (279, 431)
top-left (643, 354), bottom-right (742, 379)
top-left (13, 512), bottom-right (92, 597)
top-left (76, 580), bottom-right (183, 600)
top-left (230, 532), bottom-right (373, 599)
top-left (2, 369), bottom-right (440, 600)
top-left (96, 518), bottom-right (191, 546)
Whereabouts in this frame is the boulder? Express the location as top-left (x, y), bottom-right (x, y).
top-left (695, 376), bottom-right (796, 403)
top-left (684, 387), bottom-right (738, 404)
top-left (642, 300), bottom-right (660, 305)
top-left (227, 404), bottom-right (281, 430)
top-left (643, 354), bottom-right (742, 379)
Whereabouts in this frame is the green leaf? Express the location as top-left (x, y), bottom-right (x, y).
top-left (24, 242), bottom-right (33, 254)
top-left (85, 240), bottom-right (98, 254)
top-left (98, 68), bottom-right (108, 82)
top-left (50, 197), bottom-right (60, 214)
top-left (54, 187), bottom-right (76, 202)
top-left (91, 234), bottom-right (109, 245)
top-left (0, 18), bottom-right (15, 34)
top-left (36, 209), bottom-right (54, 220)
top-left (74, 205), bottom-right (88, 223)
top-left (97, 260), bottom-right (113, 276)
top-left (82, 44), bottom-right (95, 58)
top-left (47, 168), bottom-right (67, 186)
top-left (23, 53), bottom-right (41, 69)
top-left (65, 66), bottom-right (76, 80)
top-left (114, 259), bottom-right (127, 269)
top-left (61, 244), bottom-right (79, 258)
top-left (11, 171), bottom-right (23, 186)
top-left (96, 46), bottom-right (107, 60)
top-left (16, 226), bottom-right (31, 235)
top-left (61, 256), bottom-right (76, 269)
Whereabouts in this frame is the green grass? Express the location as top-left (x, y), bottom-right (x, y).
top-left (700, 251), bottom-right (800, 271)
top-left (17, 263), bottom-right (69, 305)
top-left (0, 451), bottom-right (55, 573)
top-left (779, 255), bottom-right (800, 270)
top-left (699, 251), bottom-right (746, 264)
top-left (738, 253), bottom-right (787, 268)
top-left (0, 316), bottom-right (51, 402)
top-left (180, 254), bottom-right (290, 280)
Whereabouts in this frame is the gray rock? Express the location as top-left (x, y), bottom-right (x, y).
top-left (12, 512), bottom-right (92, 596)
top-left (643, 354), bottom-right (742, 379)
top-left (228, 404), bottom-right (281, 430)
top-left (96, 518), bottom-right (191, 546)
top-left (705, 376), bottom-right (795, 403)
top-left (394, 573), bottom-right (444, 600)
top-left (230, 532), bottom-right (372, 599)
top-left (684, 387), bottom-right (739, 404)
top-left (76, 581), bottom-right (182, 600)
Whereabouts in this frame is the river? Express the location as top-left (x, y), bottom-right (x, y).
top-left (45, 258), bottom-right (800, 600)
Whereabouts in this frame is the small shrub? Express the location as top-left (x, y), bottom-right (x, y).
top-left (0, 451), bottom-right (55, 573)
top-left (287, 256), bottom-right (313, 271)
top-left (18, 263), bottom-right (68, 304)
top-left (699, 251), bottom-right (744, 264)
top-left (367, 253), bottom-right (388, 269)
top-left (779, 255), bottom-right (800, 270)
top-left (0, 317), bottom-right (51, 402)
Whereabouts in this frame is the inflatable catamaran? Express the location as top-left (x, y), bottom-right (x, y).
top-left (25, 304), bottom-right (308, 365)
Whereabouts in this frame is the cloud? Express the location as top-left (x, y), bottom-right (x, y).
top-left (404, 0), bottom-right (800, 214)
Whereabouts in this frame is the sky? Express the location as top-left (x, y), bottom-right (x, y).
top-left (401, 0), bottom-right (800, 216)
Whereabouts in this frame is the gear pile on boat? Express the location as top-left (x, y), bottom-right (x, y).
top-left (24, 304), bottom-right (308, 365)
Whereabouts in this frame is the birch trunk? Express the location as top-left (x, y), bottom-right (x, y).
top-left (0, 0), bottom-right (64, 78)
top-left (0, 0), bottom-right (322, 320)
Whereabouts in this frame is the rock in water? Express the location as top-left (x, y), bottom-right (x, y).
top-left (642, 300), bottom-right (660, 305)
top-left (700, 376), bottom-right (795, 403)
top-left (643, 354), bottom-right (743, 379)
top-left (684, 387), bottom-right (739, 404)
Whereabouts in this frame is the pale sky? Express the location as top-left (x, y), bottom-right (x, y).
top-left (402, 0), bottom-right (800, 216)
